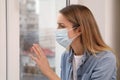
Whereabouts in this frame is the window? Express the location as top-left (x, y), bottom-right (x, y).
top-left (19, 0), bottom-right (67, 80)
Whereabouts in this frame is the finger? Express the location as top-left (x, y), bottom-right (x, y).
top-left (33, 44), bottom-right (45, 56)
top-left (32, 46), bottom-right (41, 59)
top-left (29, 54), bottom-right (38, 62)
top-left (30, 47), bottom-right (33, 52)
top-left (29, 54), bottom-right (42, 67)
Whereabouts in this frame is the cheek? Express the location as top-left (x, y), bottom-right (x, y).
top-left (68, 30), bottom-right (76, 39)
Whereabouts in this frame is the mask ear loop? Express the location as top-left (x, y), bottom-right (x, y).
top-left (70, 24), bottom-right (81, 40)
top-left (71, 32), bottom-right (81, 40)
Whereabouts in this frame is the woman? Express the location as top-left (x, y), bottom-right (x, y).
top-left (30, 5), bottom-right (117, 80)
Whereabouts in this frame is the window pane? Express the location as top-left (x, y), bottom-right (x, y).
top-left (19, 0), bottom-right (66, 80)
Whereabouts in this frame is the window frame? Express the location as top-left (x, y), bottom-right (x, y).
top-left (6, 0), bottom-right (68, 80)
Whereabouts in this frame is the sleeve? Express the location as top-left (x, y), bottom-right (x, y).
top-left (90, 52), bottom-right (117, 80)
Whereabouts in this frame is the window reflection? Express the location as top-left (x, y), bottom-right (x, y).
top-left (19, 0), bottom-right (60, 80)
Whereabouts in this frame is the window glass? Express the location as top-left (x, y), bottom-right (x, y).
top-left (19, 0), bottom-right (66, 80)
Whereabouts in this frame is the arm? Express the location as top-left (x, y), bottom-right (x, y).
top-left (46, 69), bottom-right (60, 80)
top-left (91, 52), bottom-right (117, 80)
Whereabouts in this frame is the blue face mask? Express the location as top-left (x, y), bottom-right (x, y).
top-left (55, 28), bottom-right (79, 48)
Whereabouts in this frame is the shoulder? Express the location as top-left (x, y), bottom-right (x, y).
top-left (96, 50), bottom-right (116, 63)
top-left (93, 50), bottom-right (117, 71)
top-left (89, 51), bottom-right (117, 80)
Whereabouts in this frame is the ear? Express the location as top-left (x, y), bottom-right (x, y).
top-left (76, 27), bottom-right (81, 34)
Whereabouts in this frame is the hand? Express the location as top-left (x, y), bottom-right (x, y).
top-left (29, 44), bottom-right (51, 77)
top-left (29, 44), bottom-right (60, 80)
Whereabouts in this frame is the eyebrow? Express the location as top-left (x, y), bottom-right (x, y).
top-left (57, 22), bottom-right (65, 25)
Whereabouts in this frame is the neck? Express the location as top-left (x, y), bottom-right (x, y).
top-left (71, 37), bottom-right (84, 55)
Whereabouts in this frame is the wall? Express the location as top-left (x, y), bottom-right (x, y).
top-left (113, 0), bottom-right (120, 79)
top-left (75, 0), bottom-right (106, 39)
top-left (105, 0), bottom-right (120, 78)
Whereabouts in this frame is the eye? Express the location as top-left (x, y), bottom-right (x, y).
top-left (58, 25), bottom-right (65, 29)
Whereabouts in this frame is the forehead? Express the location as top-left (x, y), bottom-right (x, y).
top-left (57, 13), bottom-right (69, 24)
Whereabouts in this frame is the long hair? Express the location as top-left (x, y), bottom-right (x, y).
top-left (59, 5), bottom-right (112, 55)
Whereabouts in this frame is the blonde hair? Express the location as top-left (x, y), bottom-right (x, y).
top-left (59, 5), bottom-right (112, 55)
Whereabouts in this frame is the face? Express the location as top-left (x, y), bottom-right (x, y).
top-left (57, 13), bottom-right (81, 39)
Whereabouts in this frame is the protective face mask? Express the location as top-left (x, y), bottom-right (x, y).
top-left (55, 28), bottom-right (79, 48)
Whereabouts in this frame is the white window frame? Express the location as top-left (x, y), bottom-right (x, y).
top-left (7, 0), bottom-right (20, 80)
top-left (0, 0), bottom-right (6, 80)
top-left (6, 0), bottom-right (115, 80)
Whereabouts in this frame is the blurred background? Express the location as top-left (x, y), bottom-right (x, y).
top-left (0, 0), bottom-right (120, 80)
